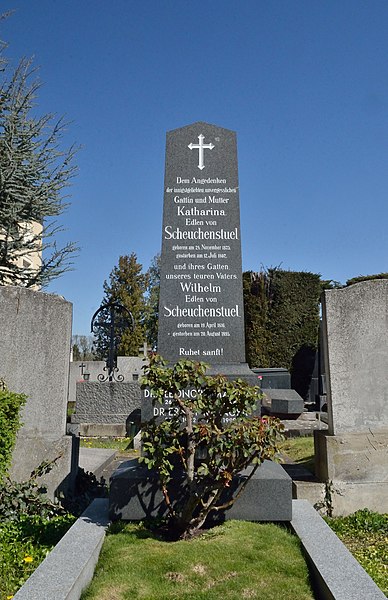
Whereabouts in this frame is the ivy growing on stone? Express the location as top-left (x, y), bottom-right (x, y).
top-left (0, 380), bottom-right (26, 481)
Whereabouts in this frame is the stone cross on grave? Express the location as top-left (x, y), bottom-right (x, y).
top-left (188, 134), bottom-right (214, 170)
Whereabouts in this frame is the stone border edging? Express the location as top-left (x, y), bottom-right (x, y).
top-left (291, 499), bottom-right (386, 599)
top-left (13, 498), bottom-right (109, 600)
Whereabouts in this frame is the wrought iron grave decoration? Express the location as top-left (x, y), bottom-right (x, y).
top-left (91, 300), bottom-right (134, 382)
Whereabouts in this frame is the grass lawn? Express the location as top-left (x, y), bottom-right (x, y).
top-left (80, 435), bottom-right (316, 466)
top-left (81, 520), bottom-right (315, 600)
top-left (80, 437), bottom-right (136, 455)
top-left (279, 437), bottom-right (315, 474)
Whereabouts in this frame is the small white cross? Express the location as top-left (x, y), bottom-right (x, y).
top-left (188, 134), bottom-right (214, 170)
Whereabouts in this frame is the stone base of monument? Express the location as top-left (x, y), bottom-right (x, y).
top-left (314, 428), bottom-right (388, 514)
top-left (314, 428), bottom-right (388, 482)
top-left (109, 459), bottom-right (292, 523)
top-left (67, 422), bottom-right (128, 437)
top-left (10, 434), bottom-right (78, 500)
top-left (206, 363), bottom-right (261, 387)
top-left (206, 363), bottom-right (262, 415)
top-left (262, 388), bottom-right (304, 419)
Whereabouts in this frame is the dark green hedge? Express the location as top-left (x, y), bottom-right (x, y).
top-left (243, 269), bottom-right (322, 398)
top-left (346, 272), bottom-right (388, 286)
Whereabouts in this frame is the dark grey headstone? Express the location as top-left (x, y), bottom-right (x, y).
top-left (109, 459), bottom-right (292, 522)
top-left (251, 367), bottom-right (291, 389)
top-left (157, 122), bottom-right (245, 365)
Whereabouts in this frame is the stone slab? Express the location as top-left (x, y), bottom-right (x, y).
top-left (14, 498), bottom-right (109, 600)
top-left (142, 362), bottom-right (261, 422)
top-left (281, 413), bottom-right (328, 438)
top-left (70, 423), bottom-right (127, 437)
top-left (79, 448), bottom-right (117, 479)
top-left (252, 367), bottom-right (291, 389)
top-left (321, 280), bottom-right (388, 434)
top-left (291, 499), bottom-right (386, 599)
top-left (328, 480), bottom-right (388, 515)
top-left (109, 459), bottom-right (292, 522)
top-left (292, 481), bottom-right (326, 514)
top-left (206, 363), bottom-right (260, 386)
top-left (263, 388), bottom-right (304, 415)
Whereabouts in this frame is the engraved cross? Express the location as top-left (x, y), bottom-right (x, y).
top-left (188, 134), bottom-right (214, 170)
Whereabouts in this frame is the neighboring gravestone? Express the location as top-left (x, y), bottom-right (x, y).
top-left (70, 381), bottom-right (141, 437)
top-left (68, 356), bottom-right (144, 404)
top-left (0, 287), bottom-right (77, 498)
top-left (251, 367), bottom-right (291, 390)
top-left (315, 280), bottom-right (388, 514)
top-left (158, 122), bottom-right (247, 366)
top-left (321, 281), bottom-right (388, 434)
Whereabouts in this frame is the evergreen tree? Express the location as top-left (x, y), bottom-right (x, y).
top-left (0, 56), bottom-right (78, 287)
top-left (144, 253), bottom-right (160, 350)
top-left (243, 268), bottom-right (322, 398)
top-left (93, 253), bottom-right (149, 358)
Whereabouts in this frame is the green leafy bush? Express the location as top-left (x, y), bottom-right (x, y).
top-left (326, 509), bottom-right (388, 595)
top-left (0, 455), bottom-right (69, 522)
top-left (0, 476), bottom-right (65, 522)
top-left (140, 355), bottom-right (284, 539)
top-left (0, 383), bottom-right (77, 598)
top-left (0, 460), bottom-right (76, 598)
top-left (0, 513), bottom-right (75, 599)
top-left (0, 381), bottom-right (27, 480)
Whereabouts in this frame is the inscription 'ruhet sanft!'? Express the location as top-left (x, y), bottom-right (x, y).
top-left (157, 122), bottom-right (246, 364)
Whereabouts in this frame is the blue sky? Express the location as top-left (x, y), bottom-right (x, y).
top-left (3, 1), bottom-right (388, 334)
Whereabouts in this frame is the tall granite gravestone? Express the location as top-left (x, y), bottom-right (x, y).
top-left (142, 122), bottom-right (259, 421)
top-left (157, 122), bottom-right (257, 380)
top-left (110, 124), bottom-right (292, 521)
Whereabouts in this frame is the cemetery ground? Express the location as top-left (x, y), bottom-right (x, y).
top-left (1, 435), bottom-right (387, 598)
top-left (78, 434), bottom-right (387, 598)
